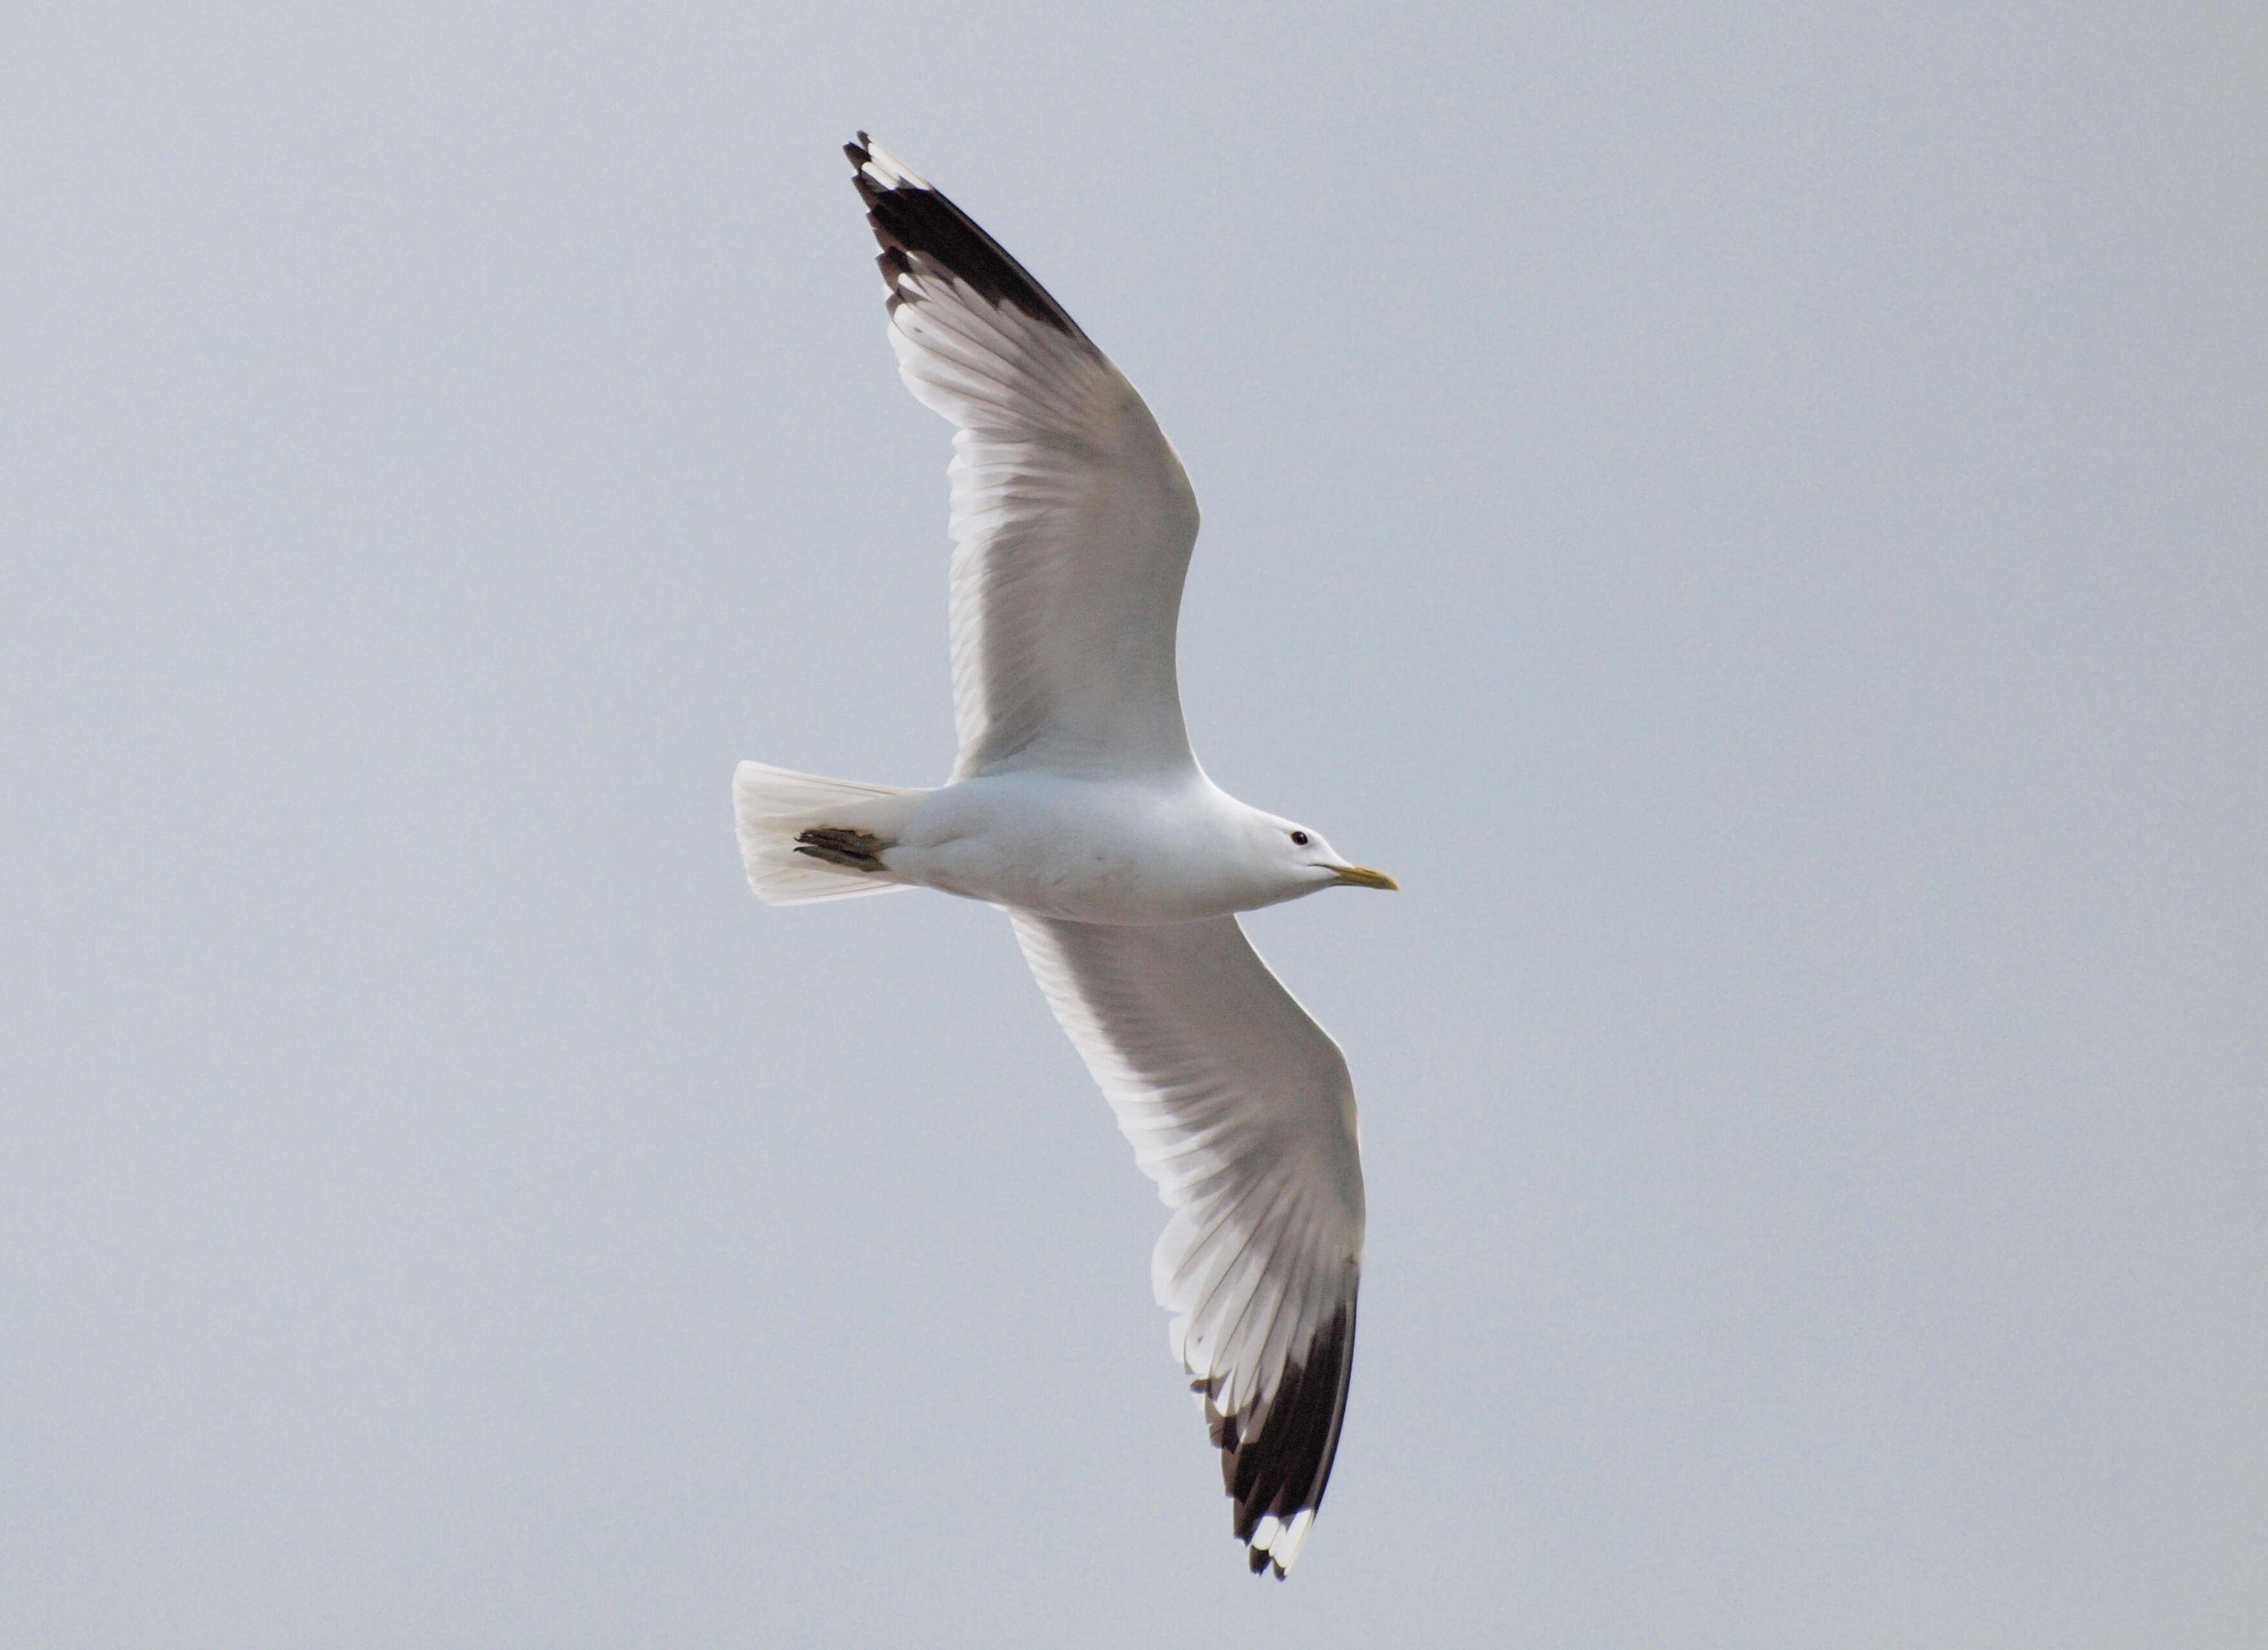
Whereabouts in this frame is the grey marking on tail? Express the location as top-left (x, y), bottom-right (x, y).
top-left (794, 827), bottom-right (892, 872)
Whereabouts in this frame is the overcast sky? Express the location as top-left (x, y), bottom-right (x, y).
top-left (4, 3), bottom-right (2263, 1646)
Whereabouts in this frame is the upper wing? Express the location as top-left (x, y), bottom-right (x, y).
top-left (1011, 913), bottom-right (1366, 1578)
top-left (847, 136), bottom-right (1202, 781)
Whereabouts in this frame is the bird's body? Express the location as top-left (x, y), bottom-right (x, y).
top-left (734, 135), bottom-right (1393, 1577)
top-left (778, 769), bottom-right (1379, 923)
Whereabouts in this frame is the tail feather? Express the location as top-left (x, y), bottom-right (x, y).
top-left (733, 761), bottom-right (925, 905)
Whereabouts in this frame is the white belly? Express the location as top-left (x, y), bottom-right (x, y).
top-left (883, 772), bottom-right (1265, 923)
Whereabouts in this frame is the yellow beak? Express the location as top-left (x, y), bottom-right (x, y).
top-left (1330, 865), bottom-right (1399, 891)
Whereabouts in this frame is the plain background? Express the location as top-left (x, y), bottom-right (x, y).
top-left (5, 3), bottom-right (2262, 1645)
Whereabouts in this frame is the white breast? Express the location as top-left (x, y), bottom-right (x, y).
top-left (887, 772), bottom-right (1267, 923)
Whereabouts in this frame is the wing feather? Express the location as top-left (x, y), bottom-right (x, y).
top-left (847, 136), bottom-right (1202, 780)
top-left (1011, 913), bottom-right (1365, 1578)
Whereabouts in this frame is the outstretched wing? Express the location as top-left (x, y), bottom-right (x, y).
top-left (1011, 913), bottom-right (1366, 1577)
top-left (847, 136), bottom-right (1202, 781)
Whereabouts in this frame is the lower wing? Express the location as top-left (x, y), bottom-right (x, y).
top-left (1011, 913), bottom-right (1366, 1576)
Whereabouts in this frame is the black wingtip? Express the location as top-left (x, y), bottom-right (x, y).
top-left (1199, 1295), bottom-right (1359, 1579)
top-left (841, 136), bottom-right (1084, 338)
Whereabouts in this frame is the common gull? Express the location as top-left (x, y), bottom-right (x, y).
top-left (734, 136), bottom-right (1396, 1577)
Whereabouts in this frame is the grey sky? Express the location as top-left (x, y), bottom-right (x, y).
top-left (4, 3), bottom-right (2263, 1645)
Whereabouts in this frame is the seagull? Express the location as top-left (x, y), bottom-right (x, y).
top-left (734, 135), bottom-right (1396, 1578)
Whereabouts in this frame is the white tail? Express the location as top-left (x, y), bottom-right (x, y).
top-left (732, 761), bottom-right (927, 905)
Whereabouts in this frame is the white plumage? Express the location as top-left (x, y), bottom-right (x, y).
top-left (734, 135), bottom-right (1394, 1577)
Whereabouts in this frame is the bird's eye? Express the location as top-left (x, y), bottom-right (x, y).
top-left (1290, 830), bottom-right (1310, 846)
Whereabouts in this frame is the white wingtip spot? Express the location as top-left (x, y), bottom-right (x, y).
top-left (1251, 1507), bottom-right (1315, 1575)
top-left (854, 136), bottom-right (929, 192)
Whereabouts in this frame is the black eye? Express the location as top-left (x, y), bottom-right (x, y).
top-left (1290, 830), bottom-right (1310, 846)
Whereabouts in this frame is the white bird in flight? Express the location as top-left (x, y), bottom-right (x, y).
top-left (734, 135), bottom-right (1396, 1578)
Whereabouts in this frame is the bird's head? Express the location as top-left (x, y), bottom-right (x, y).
top-left (1245, 810), bottom-right (1398, 900)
